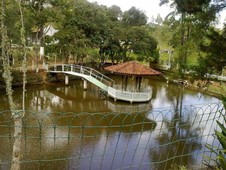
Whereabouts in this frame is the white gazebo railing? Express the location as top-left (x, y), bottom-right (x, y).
top-left (108, 87), bottom-right (152, 103)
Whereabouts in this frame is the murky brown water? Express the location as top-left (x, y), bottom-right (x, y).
top-left (0, 76), bottom-right (222, 169)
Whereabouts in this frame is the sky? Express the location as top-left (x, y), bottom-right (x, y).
top-left (87, 0), bottom-right (173, 21)
top-left (87, 0), bottom-right (226, 27)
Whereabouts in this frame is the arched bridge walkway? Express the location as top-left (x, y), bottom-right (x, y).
top-left (50, 64), bottom-right (152, 103)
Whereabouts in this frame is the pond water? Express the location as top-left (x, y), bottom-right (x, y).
top-left (0, 76), bottom-right (220, 112)
top-left (0, 76), bottom-right (223, 169)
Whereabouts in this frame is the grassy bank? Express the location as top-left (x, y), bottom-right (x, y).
top-left (0, 70), bottom-right (43, 89)
top-left (188, 79), bottom-right (226, 98)
top-left (0, 69), bottom-right (68, 89)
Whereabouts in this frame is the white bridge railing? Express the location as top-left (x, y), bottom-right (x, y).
top-left (51, 64), bottom-right (115, 86)
top-left (50, 64), bottom-right (152, 103)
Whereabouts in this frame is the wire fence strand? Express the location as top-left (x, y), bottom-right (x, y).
top-left (0, 102), bottom-right (225, 170)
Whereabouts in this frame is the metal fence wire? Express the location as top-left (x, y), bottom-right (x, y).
top-left (0, 102), bottom-right (225, 170)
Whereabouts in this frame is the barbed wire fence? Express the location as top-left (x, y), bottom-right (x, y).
top-left (0, 102), bottom-right (225, 170)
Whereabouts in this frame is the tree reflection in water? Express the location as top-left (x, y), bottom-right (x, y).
top-left (0, 109), bottom-right (157, 169)
top-left (149, 85), bottom-right (202, 170)
top-left (0, 79), bottom-right (222, 169)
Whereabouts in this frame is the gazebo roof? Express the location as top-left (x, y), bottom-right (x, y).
top-left (104, 61), bottom-right (162, 76)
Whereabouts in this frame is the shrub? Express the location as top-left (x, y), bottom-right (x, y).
top-left (205, 96), bottom-right (226, 169)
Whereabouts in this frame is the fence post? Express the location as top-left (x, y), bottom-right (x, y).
top-left (71, 64), bottom-right (73, 72)
top-left (62, 64), bottom-right (64, 72)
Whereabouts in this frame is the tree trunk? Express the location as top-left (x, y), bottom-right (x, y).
top-left (179, 12), bottom-right (186, 78)
top-left (2, 1), bottom-right (22, 168)
top-left (10, 116), bottom-right (23, 170)
top-left (10, 1), bottom-right (27, 169)
top-left (35, 49), bottom-right (38, 72)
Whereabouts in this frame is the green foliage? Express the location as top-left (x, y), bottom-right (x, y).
top-left (223, 96), bottom-right (226, 108)
top-left (0, 71), bottom-right (43, 86)
top-left (3, 0), bottom-right (226, 72)
top-left (127, 26), bottom-right (159, 63)
top-left (158, 0), bottom-right (222, 78)
top-left (200, 28), bottom-right (226, 74)
top-left (175, 0), bottom-right (211, 14)
top-left (5, 0), bottom-right (20, 44)
top-left (192, 56), bottom-right (209, 77)
top-left (122, 7), bottom-right (147, 26)
top-left (205, 98), bottom-right (226, 170)
top-left (108, 5), bottom-right (122, 21)
top-left (86, 48), bottom-right (100, 63)
top-left (99, 35), bottom-right (122, 64)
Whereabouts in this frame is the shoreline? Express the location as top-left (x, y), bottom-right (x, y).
top-left (0, 69), bottom-right (225, 100)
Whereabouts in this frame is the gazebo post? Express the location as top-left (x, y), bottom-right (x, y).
top-left (104, 61), bottom-right (162, 92)
top-left (135, 77), bottom-right (138, 91)
top-left (124, 75), bottom-right (128, 91)
top-left (135, 77), bottom-right (142, 91)
top-left (121, 75), bottom-right (124, 90)
top-left (138, 77), bottom-right (142, 91)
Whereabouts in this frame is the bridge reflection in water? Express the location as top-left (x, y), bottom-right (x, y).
top-left (46, 85), bottom-right (152, 113)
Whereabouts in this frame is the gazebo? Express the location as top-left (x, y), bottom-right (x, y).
top-left (104, 61), bottom-right (162, 91)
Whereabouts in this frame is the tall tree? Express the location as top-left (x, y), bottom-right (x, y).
top-left (129, 27), bottom-right (159, 66)
top-left (4, 0), bottom-right (20, 44)
top-left (1, 0), bottom-right (15, 112)
top-left (1, 0), bottom-right (20, 169)
top-left (108, 5), bottom-right (122, 21)
top-left (155, 14), bottom-right (163, 25)
top-left (46, 0), bottom-right (93, 64)
top-left (160, 0), bottom-right (217, 77)
top-left (122, 7), bottom-right (147, 27)
top-left (24, 0), bottom-right (53, 72)
top-left (200, 28), bottom-right (226, 74)
top-left (72, 0), bottom-right (112, 46)
top-left (10, 1), bottom-right (28, 169)
top-left (99, 35), bottom-right (122, 64)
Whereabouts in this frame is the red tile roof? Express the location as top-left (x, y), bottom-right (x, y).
top-left (104, 61), bottom-right (162, 76)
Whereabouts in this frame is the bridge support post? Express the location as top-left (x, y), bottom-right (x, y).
top-left (83, 80), bottom-right (87, 90)
top-left (83, 90), bottom-right (87, 99)
top-left (65, 75), bottom-right (69, 85)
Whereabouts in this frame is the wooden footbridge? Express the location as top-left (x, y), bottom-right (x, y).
top-left (50, 64), bottom-right (152, 103)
